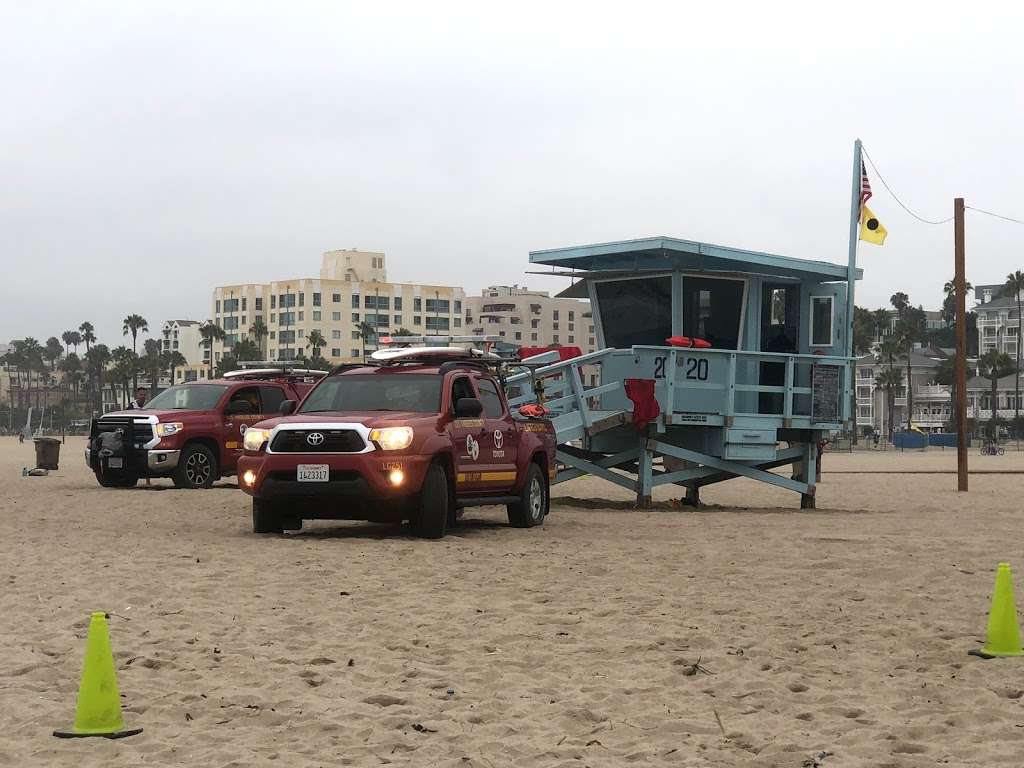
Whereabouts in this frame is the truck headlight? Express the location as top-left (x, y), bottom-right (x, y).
top-left (155, 422), bottom-right (184, 437)
top-left (243, 428), bottom-right (272, 452)
top-left (369, 426), bottom-right (414, 451)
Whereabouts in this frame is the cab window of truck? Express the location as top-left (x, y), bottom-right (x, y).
top-left (145, 384), bottom-right (228, 410)
top-left (451, 376), bottom-right (474, 411)
top-left (259, 386), bottom-right (286, 415)
top-left (228, 387), bottom-right (261, 414)
top-left (300, 374), bottom-right (442, 413)
top-left (475, 378), bottom-right (504, 418)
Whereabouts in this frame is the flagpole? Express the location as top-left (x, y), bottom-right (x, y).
top-left (844, 140), bottom-right (862, 434)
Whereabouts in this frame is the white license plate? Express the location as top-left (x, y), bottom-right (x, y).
top-left (107, 457), bottom-right (123, 468)
top-left (297, 464), bottom-right (329, 482)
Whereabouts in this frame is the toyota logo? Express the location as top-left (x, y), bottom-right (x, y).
top-left (306, 432), bottom-right (325, 446)
top-left (493, 430), bottom-right (504, 449)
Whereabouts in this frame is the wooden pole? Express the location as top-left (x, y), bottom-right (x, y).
top-left (954, 197), bottom-right (968, 491)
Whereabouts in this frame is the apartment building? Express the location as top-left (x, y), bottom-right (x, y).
top-left (210, 249), bottom-right (465, 365)
top-left (975, 282), bottom-right (1020, 358)
top-left (854, 348), bottom-right (957, 434)
top-left (160, 320), bottom-right (205, 365)
top-left (463, 285), bottom-right (596, 353)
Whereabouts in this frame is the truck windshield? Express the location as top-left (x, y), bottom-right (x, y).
top-left (145, 384), bottom-right (229, 410)
top-left (300, 374), bottom-right (442, 414)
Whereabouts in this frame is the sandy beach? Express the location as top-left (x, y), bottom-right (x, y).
top-left (3, 438), bottom-right (1024, 767)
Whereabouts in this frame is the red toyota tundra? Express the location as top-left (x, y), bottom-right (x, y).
top-left (237, 354), bottom-right (558, 538)
top-left (86, 370), bottom-right (324, 489)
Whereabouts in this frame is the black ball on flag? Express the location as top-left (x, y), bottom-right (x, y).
top-left (866, 217), bottom-right (879, 231)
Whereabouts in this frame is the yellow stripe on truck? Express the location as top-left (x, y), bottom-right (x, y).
top-left (456, 471), bottom-right (517, 484)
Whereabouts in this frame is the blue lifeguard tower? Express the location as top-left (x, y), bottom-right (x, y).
top-left (506, 236), bottom-right (860, 509)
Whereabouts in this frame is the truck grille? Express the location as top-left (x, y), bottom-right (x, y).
top-left (270, 429), bottom-right (366, 453)
top-left (96, 418), bottom-right (154, 446)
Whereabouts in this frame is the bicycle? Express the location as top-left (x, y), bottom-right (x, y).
top-left (980, 440), bottom-right (1005, 456)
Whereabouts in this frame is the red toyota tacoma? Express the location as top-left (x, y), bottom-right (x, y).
top-left (86, 370), bottom-right (324, 489)
top-left (237, 356), bottom-right (557, 538)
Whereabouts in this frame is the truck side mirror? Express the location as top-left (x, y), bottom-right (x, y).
top-left (279, 399), bottom-right (296, 416)
top-left (454, 397), bottom-right (483, 418)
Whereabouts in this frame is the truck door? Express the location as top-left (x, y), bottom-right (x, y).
top-left (447, 375), bottom-right (489, 493)
top-left (474, 376), bottom-right (518, 489)
top-left (222, 386), bottom-right (265, 471)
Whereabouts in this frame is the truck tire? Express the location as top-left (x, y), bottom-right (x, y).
top-left (413, 462), bottom-right (448, 539)
top-left (507, 463), bottom-right (548, 528)
top-left (93, 469), bottom-right (139, 488)
top-left (252, 498), bottom-right (283, 534)
top-left (173, 443), bottom-right (217, 489)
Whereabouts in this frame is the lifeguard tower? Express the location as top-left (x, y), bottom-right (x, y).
top-left (505, 236), bottom-right (859, 509)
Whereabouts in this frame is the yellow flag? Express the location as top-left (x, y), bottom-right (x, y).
top-left (859, 205), bottom-right (887, 245)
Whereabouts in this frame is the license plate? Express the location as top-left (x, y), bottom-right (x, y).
top-left (297, 464), bottom-right (329, 482)
top-left (107, 457), bottom-right (123, 468)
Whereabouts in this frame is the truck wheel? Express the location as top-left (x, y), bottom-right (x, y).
top-left (413, 462), bottom-right (448, 539)
top-left (173, 443), bottom-right (217, 489)
top-left (507, 463), bottom-right (548, 528)
top-left (252, 499), bottom-right (284, 534)
top-left (93, 469), bottom-right (139, 488)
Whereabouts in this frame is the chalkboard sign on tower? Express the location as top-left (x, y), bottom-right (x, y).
top-left (811, 364), bottom-right (841, 423)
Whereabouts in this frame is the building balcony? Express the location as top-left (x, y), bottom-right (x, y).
top-left (916, 384), bottom-right (951, 400)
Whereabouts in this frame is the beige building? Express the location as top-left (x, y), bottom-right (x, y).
top-left (464, 285), bottom-right (596, 353)
top-left (211, 249), bottom-right (466, 364)
top-left (160, 320), bottom-right (205, 366)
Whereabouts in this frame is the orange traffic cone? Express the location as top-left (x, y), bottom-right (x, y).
top-left (970, 563), bottom-right (1024, 659)
top-left (53, 612), bottom-right (143, 738)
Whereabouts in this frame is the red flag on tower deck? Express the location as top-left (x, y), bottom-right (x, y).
top-left (859, 161), bottom-right (872, 210)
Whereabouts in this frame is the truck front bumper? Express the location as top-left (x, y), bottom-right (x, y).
top-left (238, 452), bottom-right (432, 513)
top-left (86, 448), bottom-right (181, 474)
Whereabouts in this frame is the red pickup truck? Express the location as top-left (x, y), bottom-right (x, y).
top-left (237, 353), bottom-right (557, 538)
top-left (86, 370), bottom-right (324, 489)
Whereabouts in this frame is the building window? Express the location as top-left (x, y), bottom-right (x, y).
top-left (810, 296), bottom-right (834, 346)
top-left (857, 386), bottom-right (872, 399)
top-left (394, 315), bottom-right (402, 325)
top-left (553, 322), bottom-right (559, 330)
top-left (531, 320), bottom-right (540, 329)
top-left (414, 297), bottom-right (422, 311)
top-left (332, 293), bottom-right (341, 303)
top-left (454, 300), bottom-right (462, 314)
top-left (332, 312), bottom-right (341, 321)
top-left (365, 294), bottom-right (390, 310)
top-left (312, 311), bottom-right (321, 321)
top-left (425, 298), bottom-right (450, 314)
top-left (394, 297), bottom-right (402, 310)
top-left (298, 311), bottom-right (304, 321)
top-left (255, 298), bottom-right (263, 310)
top-left (351, 349), bottom-right (360, 357)
top-left (515, 331), bottom-right (521, 340)
top-left (215, 300), bottom-right (221, 313)
top-left (241, 315), bottom-right (246, 325)
top-left (278, 312), bottom-right (294, 325)
top-left (278, 331), bottom-right (296, 344)
top-left (454, 318), bottom-right (461, 327)
top-left (352, 331), bottom-right (360, 339)
top-left (352, 295), bottom-right (360, 308)
top-left (553, 335), bottom-right (560, 344)
top-left (531, 333), bottom-right (538, 341)
top-left (426, 316), bottom-right (450, 332)
top-left (279, 293), bottom-right (296, 308)
top-left (568, 335), bottom-right (574, 343)
top-left (329, 348), bottom-right (338, 357)
top-left (299, 293), bottom-right (305, 307)
top-left (269, 331), bottom-right (276, 339)
top-left (569, 311), bottom-right (574, 321)
top-left (589, 337), bottom-right (594, 346)
top-left (589, 325), bottom-right (594, 333)
top-left (270, 313), bottom-right (276, 322)
top-left (313, 292), bottom-right (321, 306)
top-left (223, 317), bottom-right (239, 330)
top-left (271, 295), bottom-right (276, 309)
top-left (499, 331), bottom-right (505, 337)
top-left (414, 316), bottom-right (422, 325)
top-left (858, 406), bottom-right (871, 418)
top-left (553, 310), bottom-right (559, 320)
top-left (352, 313), bottom-right (360, 323)
top-left (332, 330), bottom-right (341, 339)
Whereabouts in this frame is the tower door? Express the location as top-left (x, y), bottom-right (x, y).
top-left (760, 284), bottom-right (800, 414)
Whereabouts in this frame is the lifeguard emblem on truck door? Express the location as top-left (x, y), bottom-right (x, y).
top-left (465, 434), bottom-right (480, 461)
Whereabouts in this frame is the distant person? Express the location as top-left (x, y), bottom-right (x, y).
top-left (127, 387), bottom-right (148, 410)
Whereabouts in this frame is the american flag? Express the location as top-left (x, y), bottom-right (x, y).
top-left (859, 161), bottom-right (872, 209)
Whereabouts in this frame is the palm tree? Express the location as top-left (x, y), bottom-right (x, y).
top-left (1001, 271), bottom-right (1024, 425)
top-left (877, 336), bottom-right (900, 372)
top-left (79, 321), bottom-right (97, 408)
top-left (357, 321), bottom-right (376, 360)
top-left (978, 349), bottom-right (1016, 438)
top-left (233, 339), bottom-right (260, 362)
top-left (875, 368), bottom-right (903, 442)
top-left (59, 353), bottom-right (83, 403)
top-left (306, 329), bottom-right (327, 358)
top-left (198, 321), bottom-right (226, 379)
top-left (110, 346), bottom-right (137, 408)
top-left (61, 330), bottom-right (76, 355)
top-left (942, 278), bottom-right (974, 326)
top-left (249, 317), bottom-right (269, 357)
top-left (894, 306), bottom-right (927, 430)
top-left (871, 308), bottom-right (890, 342)
top-left (142, 342), bottom-right (164, 395)
top-left (85, 344), bottom-right (110, 413)
top-left (122, 314), bottom-right (149, 354)
top-left (889, 292), bottom-right (909, 320)
top-left (164, 350), bottom-right (186, 385)
top-left (44, 337), bottom-right (63, 371)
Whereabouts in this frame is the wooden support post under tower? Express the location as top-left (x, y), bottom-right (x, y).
top-left (954, 197), bottom-right (969, 492)
top-left (636, 439), bottom-right (653, 509)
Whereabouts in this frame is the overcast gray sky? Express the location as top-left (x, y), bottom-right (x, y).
top-left (2, 1), bottom-right (1022, 348)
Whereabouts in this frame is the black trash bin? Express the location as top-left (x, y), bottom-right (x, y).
top-left (34, 437), bottom-right (61, 470)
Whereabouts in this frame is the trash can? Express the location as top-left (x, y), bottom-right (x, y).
top-left (34, 437), bottom-right (61, 470)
